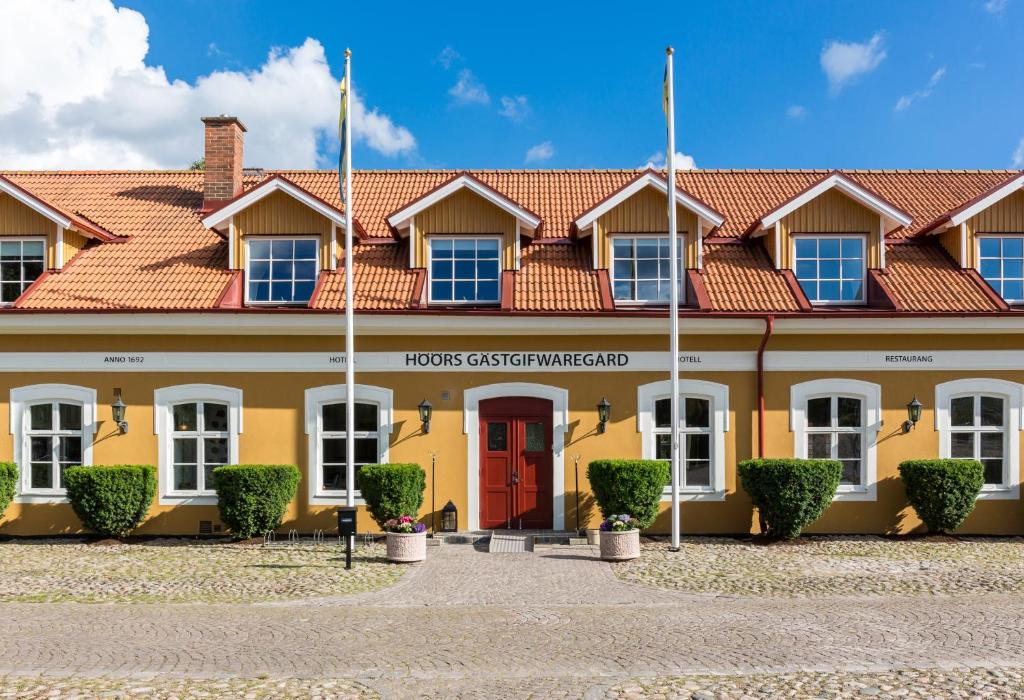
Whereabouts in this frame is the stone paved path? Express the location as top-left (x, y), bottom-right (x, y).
top-left (1, 545), bottom-right (1023, 698)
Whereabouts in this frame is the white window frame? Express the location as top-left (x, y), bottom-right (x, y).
top-left (425, 235), bottom-right (503, 306)
top-left (976, 234), bottom-right (1024, 304)
top-left (637, 379), bottom-right (728, 501)
top-left (0, 236), bottom-right (47, 307)
top-left (10, 384), bottom-right (96, 503)
top-left (791, 234), bottom-right (868, 307)
top-left (243, 235), bottom-right (320, 307)
top-left (936, 378), bottom-right (1022, 500)
top-left (304, 384), bottom-right (393, 506)
top-left (609, 233), bottom-right (687, 307)
top-left (154, 384), bottom-right (242, 505)
top-left (791, 378), bottom-right (881, 501)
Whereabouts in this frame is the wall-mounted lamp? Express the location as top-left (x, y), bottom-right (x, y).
top-left (902, 396), bottom-right (922, 434)
top-left (596, 397), bottom-right (611, 434)
top-left (418, 398), bottom-right (433, 434)
top-left (112, 388), bottom-right (128, 434)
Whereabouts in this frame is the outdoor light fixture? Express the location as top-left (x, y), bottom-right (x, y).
top-left (418, 398), bottom-right (433, 434)
top-left (441, 500), bottom-right (458, 532)
top-left (902, 396), bottom-right (922, 434)
top-left (596, 397), bottom-right (611, 434)
top-left (112, 388), bottom-right (128, 434)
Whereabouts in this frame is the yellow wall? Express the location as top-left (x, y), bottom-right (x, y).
top-left (412, 188), bottom-right (518, 270)
top-left (232, 190), bottom-right (333, 270)
top-left (0, 191), bottom-right (62, 269)
top-left (593, 186), bottom-right (700, 269)
top-left (771, 189), bottom-right (882, 269)
top-left (1, 331), bottom-right (1024, 537)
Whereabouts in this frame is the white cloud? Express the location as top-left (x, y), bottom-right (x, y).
top-left (448, 69), bottom-right (489, 105)
top-left (525, 141), bottom-right (554, 163)
top-left (0, 0), bottom-right (414, 169)
top-left (820, 32), bottom-right (887, 94)
top-left (641, 151), bottom-right (697, 170)
top-left (499, 95), bottom-right (530, 121)
top-left (894, 66), bottom-right (946, 112)
top-left (1013, 137), bottom-right (1024, 167)
top-left (436, 46), bottom-right (460, 70)
top-left (985, 0), bottom-right (1008, 14)
top-left (786, 105), bottom-right (807, 119)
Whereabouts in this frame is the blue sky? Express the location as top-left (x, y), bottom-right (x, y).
top-left (2, 1), bottom-right (1022, 170)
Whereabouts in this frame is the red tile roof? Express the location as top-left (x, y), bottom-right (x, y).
top-left (0, 168), bottom-right (1019, 314)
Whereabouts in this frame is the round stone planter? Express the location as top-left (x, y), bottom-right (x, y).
top-left (386, 531), bottom-right (426, 563)
top-left (599, 529), bottom-right (640, 561)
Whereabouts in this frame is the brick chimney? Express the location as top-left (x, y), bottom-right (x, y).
top-left (201, 115), bottom-right (246, 210)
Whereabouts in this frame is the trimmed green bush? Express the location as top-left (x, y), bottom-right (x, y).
top-left (587, 459), bottom-right (670, 529)
top-left (64, 465), bottom-right (156, 538)
top-left (738, 458), bottom-right (841, 539)
top-left (213, 464), bottom-right (300, 539)
top-left (0, 462), bottom-right (16, 518)
top-left (899, 459), bottom-right (984, 534)
top-left (359, 463), bottom-right (426, 528)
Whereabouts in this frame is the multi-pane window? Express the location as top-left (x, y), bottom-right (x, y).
top-left (653, 396), bottom-right (711, 487)
top-left (428, 237), bottom-right (501, 304)
top-left (25, 402), bottom-right (83, 493)
top-left (320, 401), bottom-right (380, 493)
top-left (170, 402), bottom-right (229, 493)
top-left (246, 238), bottom-right (318, 304)
top-left (949, 394), bottom-right (1006, 486)
top-left (804, 395), bottom-right (864, 485)
top-left (978, 237), bottom-right (1024, 303)
top-left (611, 236), bottom-right (684, 304)
top-left (1, 239), bottom-right (45, 305)
top-left (794, 236), bottom-right (865, 304)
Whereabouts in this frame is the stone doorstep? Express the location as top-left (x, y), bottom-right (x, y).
top-left (431, 530), bottom-right (589, 549)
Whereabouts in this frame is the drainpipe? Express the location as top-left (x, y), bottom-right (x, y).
top-left (756, 315), bottom-right (775, 458)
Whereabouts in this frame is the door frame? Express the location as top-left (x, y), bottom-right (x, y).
top-left (464, 382), bottom-right (568, 531)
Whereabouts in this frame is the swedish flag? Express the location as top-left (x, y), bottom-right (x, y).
top-left (338, 75), bottom-right (348, 205)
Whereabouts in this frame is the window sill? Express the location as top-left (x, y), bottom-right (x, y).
top-left (159, 493), bottom-right (218, 506)
top-left (833, 486), bottom-right (877, 502)
top-left (977, 486), bottom-right (1019, 501)
top-left (310, 493), bottom-right (366, 507)
top-left (15, 492), bottom-right (68, 504)
top-left (660, 489), bottom-right (725, 502)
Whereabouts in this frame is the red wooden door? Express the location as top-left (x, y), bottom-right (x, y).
top-left (479, 397), bottom-right (553, 530)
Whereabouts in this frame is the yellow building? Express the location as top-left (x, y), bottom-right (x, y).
top-left (1, 116), bottom-right (1023, 536)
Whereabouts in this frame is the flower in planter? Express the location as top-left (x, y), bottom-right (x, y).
top-left (599, 514), bottom-right (639, 532)
top-left (383, 515), bottom-right (427, 534)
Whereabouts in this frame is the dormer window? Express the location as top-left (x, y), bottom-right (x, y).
top-left (245, 237), bottom-right (318, 305)
top-left (427, 236), bottom-right (500, 304)
top-left (978, 236), bottom-right (1024, 303)
top-left (794, 235), bottom-right (865, 305)
top-left (1, 238), bottom-right (45, 305)
top-left (610, 234), bottom-right (684, 304)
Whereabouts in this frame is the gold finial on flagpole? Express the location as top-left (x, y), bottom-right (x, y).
top-left (345, 48), bottom-right (352, 58)
top-left (666, 46), bottom-right (674, 55)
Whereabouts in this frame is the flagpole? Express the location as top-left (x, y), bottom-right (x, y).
top-left (342, 49), bottom-right (356, 534)
top-left (665, 46), bottom-right (681, 552)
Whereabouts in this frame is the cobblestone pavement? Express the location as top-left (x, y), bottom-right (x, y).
top-left (0, 539), bottom-right (401, 603)
top-left (616, 536), bottom-right (1024, 597)
top-left (2, 544), bottom-right (1024, 698)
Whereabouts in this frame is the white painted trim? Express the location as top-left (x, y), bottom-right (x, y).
top-left (637, 379), bottom-right (728, 501)
top-left (790, 233), bottom-right (868, 306)
top-left (960, 221), bottom-right (968, 264)
top-left (790, 378), bottom-right (881, 502)
top-left (425, 235), bottom-right (503, 306)
top-left (153, 384), bottom-right (242, 506)
top-left (330, 222), bottom-right (337, 271)
top-left (408, 216), bottom-right (416, 268)
top-left (754, 173), bottom-right (913, 235)
top-left (514, 222), bottom-right (522, 270)
top-left (243, 235), bottom-right (320, 307)
top-left (201, 178), bottom-right (346, 230)
top-left (0, 179), bottom-right (72, 229)
top-left (591, 221), bottom-right (599, 270)
top-left (55, 225), bottom-right (64, 269)
top-left (463, 382), bottom-right (568, 531)
top-left (946, 174), bottom-right (1024, 229)
top-left (387, 174), bottom-right (541, 232)
top-left (773, 221), bottom-right (781, 266)
top-left (879, 215), bottom-right (886, 269)
top-left (574, 171), bottom-right (725, 231)
top-left (10, 384), bottom-right (96, 504)
top-left (696, 221), bottom-right (703, 270)
top-left (935, 377), bottom-right (1022, 500)
top-left (228, 217), bottom-right (236, 270)
top-left (303, 383), bottom-right (393, 506)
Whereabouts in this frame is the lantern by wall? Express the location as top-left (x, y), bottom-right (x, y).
top-left (902, 396), bottom-right (923, 434)
top-left (418, 398), bottom-right (433, 434)
top-left (596, 397), bottom-right (611, 434)
top-left (441, 500), bottom-right (458, 532)
top-left (112, 388), bottom-right (128, 434)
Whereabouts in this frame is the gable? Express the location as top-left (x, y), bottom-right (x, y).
top-left (411, 187), bottom-right (519, 270)
top-left (593, 185), bottom-right (701, 269)
top-left (232, 189), bottom-right (334, 271)
top-left (0, 191), bottom-right (81, 269)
